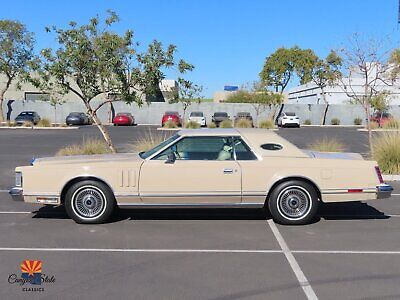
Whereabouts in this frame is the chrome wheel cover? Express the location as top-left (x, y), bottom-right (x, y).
top-left (277, 186), bottom-right (311, 220)
top-left (72, 186), bottom-right (106, 219)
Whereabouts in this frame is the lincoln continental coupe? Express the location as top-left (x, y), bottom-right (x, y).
top-left (10, 128), bottom-right (393, 225)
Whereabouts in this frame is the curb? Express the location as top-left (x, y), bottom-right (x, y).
top-left (357, 129), bottom-right (400, 132)
top-left (383, 175), bottom-right (400, 181)
top-left (0, 126), bottom-right (79, 130)
top-left (302, 125), bottom-right (363, 128)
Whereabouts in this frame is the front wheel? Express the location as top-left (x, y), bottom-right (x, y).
top-left (267, 180), bottom-right (318, 225)
top-left (65, 180), bottom-right (115, 224)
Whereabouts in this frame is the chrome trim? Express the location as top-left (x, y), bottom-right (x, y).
top-left (9, 187), bottom-right (23, 201)
top-left (377, 184), bottom-right (393, 199)
top-left (140, 193), bottom-right (242, 198)
top-left (118, 202), bottom-right (264, 209)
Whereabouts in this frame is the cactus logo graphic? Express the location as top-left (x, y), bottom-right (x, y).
top-left (21, 260), bottom-right (42, 285)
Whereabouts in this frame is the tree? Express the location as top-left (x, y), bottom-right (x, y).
top-left (0, 20), bottom-right (35, 122)
top-left (170, 78), bottom-right (203, 126)
top-left (304, 50), bottom-right (343, 125)
top-left (334, 34), bottom-right (394, 152)
top-left (225, 82), bottom-right (284, 125)
top-left (31, 11), bottom-right (193, 152)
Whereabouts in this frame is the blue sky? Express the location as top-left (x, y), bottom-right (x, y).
top-left (0, 0), bottom-right (398, 97)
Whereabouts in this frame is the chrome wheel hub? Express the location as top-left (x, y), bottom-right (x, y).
top-left (73, 187), bottom-right (105, 219)
top-left (278, 187), bottom-right (310, 219)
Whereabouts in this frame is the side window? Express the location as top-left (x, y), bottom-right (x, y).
top-left (153, 136), bottom-right (234, 161)
top-left (234, 137), bottom-right (257, 160)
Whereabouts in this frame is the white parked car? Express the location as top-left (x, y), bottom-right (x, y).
top-left (278, 112), bottom-right (300, 128)
top-left (188, 111), bottom-right (206, 126)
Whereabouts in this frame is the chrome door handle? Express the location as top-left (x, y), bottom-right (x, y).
top-left (223, 168), bottom-right (234, 174)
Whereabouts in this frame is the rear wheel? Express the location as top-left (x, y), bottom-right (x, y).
top-left (65, 180), bottom-right (115, 224)
top-left (268, 180), bottom-right (318, 225)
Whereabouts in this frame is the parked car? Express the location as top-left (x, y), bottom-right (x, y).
top-left (162, 111), bottom-right (182, 127)
top-left (234, 112), bottom-right (254, 127)
top-left (212, 112), bottom-right (230, 127)
top-left (113, 113), bottom-right (135, 126)
top-left (277, 112), bottom-right (300, 127)
top-left (10, 128), bottom-right (392, 225)
top-left (370, 111), bottom-right (392, 127)
top-left (188, 111), bottom-right (206, 127)
top-left (66, 112), bottom-right (91, 126)
top-left (15, 111), bottom-right (41, 125)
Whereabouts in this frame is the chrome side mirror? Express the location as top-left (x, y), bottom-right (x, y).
top-left (165, 153), bottom-right (176, 164)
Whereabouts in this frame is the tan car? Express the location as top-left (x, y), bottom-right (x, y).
top-left (10, 128), bottom-right (393, 225)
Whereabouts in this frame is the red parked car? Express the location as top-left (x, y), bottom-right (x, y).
top-left (370, 111), bottom-right (392, 127)
top-left (113, 113), bottom-right (135, 126)
top-left (161, 111), bottom-right (182, 127)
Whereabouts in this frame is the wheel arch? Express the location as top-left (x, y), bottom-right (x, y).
top-left (60, 176), bottom-right (115, 204)
top-left (266, 176), bottom-right (322, 205)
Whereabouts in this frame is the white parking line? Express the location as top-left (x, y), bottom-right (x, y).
top-left (267, 220), bottom-right (318, 300)
top-left (0, 190), bottom-right (9, 193)
top-left (293, 250), bottom-right (400, 254)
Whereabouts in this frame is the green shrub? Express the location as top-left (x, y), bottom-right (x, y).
top-left (56, 138), bottom-right (111, 156)
top-left (219, 119), bottom-right (233, 128)
top-left (303, 119), bottom-right (312, 125)
top-left (354, 117), bottom-right (363, 125)
top-left (372, 132), bottom-right (400, 174)
top-left (207, 122), bottom-right (217, 128)
top-left (132, 131), bottom-right (168, 153)
top-left (37, 118), bottom-right (51, 127)
top-left (382, 118), bottom-right (400, 129)
top-left (185, 120), bottom-right (201, 129)
top-left (258, 119), bottom-right (274, 129)
top-left (163, 120), bottom-right (178, 128)
top-left (308, 137), bottom-right (344, 152)
top-left (235, 118), bottom-right (252, 128)
top-left (330, 118), bottom-right (340, 125)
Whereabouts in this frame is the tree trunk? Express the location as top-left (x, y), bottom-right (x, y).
top-left (365, 102), bottom-right (373, 155)
top-left (320, 90), bottom-right (329, 125)
top-left (0, 77), bottom-right (13, 123)
top-left (85, 102), bottom-right (116, 153)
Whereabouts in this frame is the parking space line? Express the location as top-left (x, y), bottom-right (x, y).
top-left (0, 211), bottom-right (32, 214)
top-left (267, 220), bottom-right (318, 300)
top-left (0, 190), bottom-right (9, 193)
top-left (293, 250), bottom-right (400, 254)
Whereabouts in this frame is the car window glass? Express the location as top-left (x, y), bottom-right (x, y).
top-left (154, 136), bottom-right (233, 161)
top-left (234, 137), bottom-right (257, 160)
top-left (140, 134), bottom-right (180, 159)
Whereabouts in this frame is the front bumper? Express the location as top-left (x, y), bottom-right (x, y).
top-left (9, 187), bottom-right (23, 201)
top-left (377, 184), bottom-right (393, 199)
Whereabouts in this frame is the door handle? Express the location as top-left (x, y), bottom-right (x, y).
top-left (223, 168), bottom-right (234, 174)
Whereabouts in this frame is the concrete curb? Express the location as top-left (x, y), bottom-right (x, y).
top-left (157, 127), bottom-right (279, 131)
top-left (0, 126), bottom-right (79, 130)
top-left (302, 125), bottom-right (363, 128)
top-left (383, 175), bottom-right (400, 181)
top-left (357, 129), bottom-right (400, 132)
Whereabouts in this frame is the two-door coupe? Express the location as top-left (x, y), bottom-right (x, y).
top-left (10, 128), bottom-right (392, 225)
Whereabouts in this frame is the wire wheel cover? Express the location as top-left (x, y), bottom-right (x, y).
top-left (73, 186), bottom-right (105, 218)
top-left (278, 187), bottom-right (311, 219)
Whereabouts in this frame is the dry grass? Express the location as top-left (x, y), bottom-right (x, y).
top-left (163, 120), bottom-right (178, 128)
top-left (382, 118), bottom-right (400, 129)
top-left (370, 121), bottom-right (379, 129)
top-left (235, 118), bottom-right (252, 128)
top-left (303, 119), bottom-right (312, 125)
top-left (56, 138), bottom-right (111, 156)
top-left (308, 137), bottom-right (345, 152)
top-left (354, 117), bottom-right (363, 125)
top-left (219, 119), bottom-right (233, 128)
top-left (372, 132), bottom-right (400, 174)
top-left (37, 118), bottom-right (51, 127)
top-left (258, 119), bottom-right (274, 129)
top-left (207, 122), bottom-right (217, 128)
top-left (330, 118), bottom-right (340, 125)
top-left (185, 120), bottom-right (201, 129)
top-left (22, 121), bottom-right (33, 127)
top-left (132, 131), bottom-right (168, 153)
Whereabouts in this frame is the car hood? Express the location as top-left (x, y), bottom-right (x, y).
top-left (32, 153), bottom-right (143, 166)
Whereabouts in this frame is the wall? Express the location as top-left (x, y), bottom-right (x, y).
top-left (3, 100), bottom-right (400, 125)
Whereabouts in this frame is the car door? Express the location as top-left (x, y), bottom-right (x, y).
top-left (139, 136), bottom-right (242, 204)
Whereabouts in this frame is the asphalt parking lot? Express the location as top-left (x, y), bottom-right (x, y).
top-left (0, 126), bottom-right (399, 299)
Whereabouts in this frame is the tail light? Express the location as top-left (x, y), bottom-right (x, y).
top-left (375, 166), bottom-right (384, 184)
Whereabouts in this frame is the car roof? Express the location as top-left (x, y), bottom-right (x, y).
top-left (177, 128), bottom-right (307, 157)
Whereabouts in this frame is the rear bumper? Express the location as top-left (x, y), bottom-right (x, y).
top-left (377, 184), bottom-right (393, 199)
top-left (9, 187), bottom-right (23, 201)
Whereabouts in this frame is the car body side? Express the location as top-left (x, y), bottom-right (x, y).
top-left (13, 129), bottom-right (384, 207)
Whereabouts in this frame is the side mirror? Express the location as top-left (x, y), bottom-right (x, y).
top-left (165, 152), bottom-right (176, 164)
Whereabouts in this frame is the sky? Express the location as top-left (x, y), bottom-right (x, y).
top-left (0, 0), bottom-right (399, 97)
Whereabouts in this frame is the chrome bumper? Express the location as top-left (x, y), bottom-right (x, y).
top-left (9, 187), bottom-right (23, 201)
top-left (377, 184), bottom-right (393, 199)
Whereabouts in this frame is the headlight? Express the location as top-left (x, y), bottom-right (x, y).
top-left (15, 172), bottom-right (22, 187)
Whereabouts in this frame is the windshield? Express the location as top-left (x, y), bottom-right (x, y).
top-left (285, 112), bottom-right (296, 116)
top-left (214, 112), bottom-right (228, 117)
top-left (165, 111), bottom-right (178, 116)
top-left (237, 112), bottom-right (250, 116)
top-left (190, 112), bottom-right (203, 117)
top-left (139, 134), bottom-right (180, 159)
top-left (20, 112), bottom-right (34, 116)
top-left (69, 112), bottom-right (81, 117)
